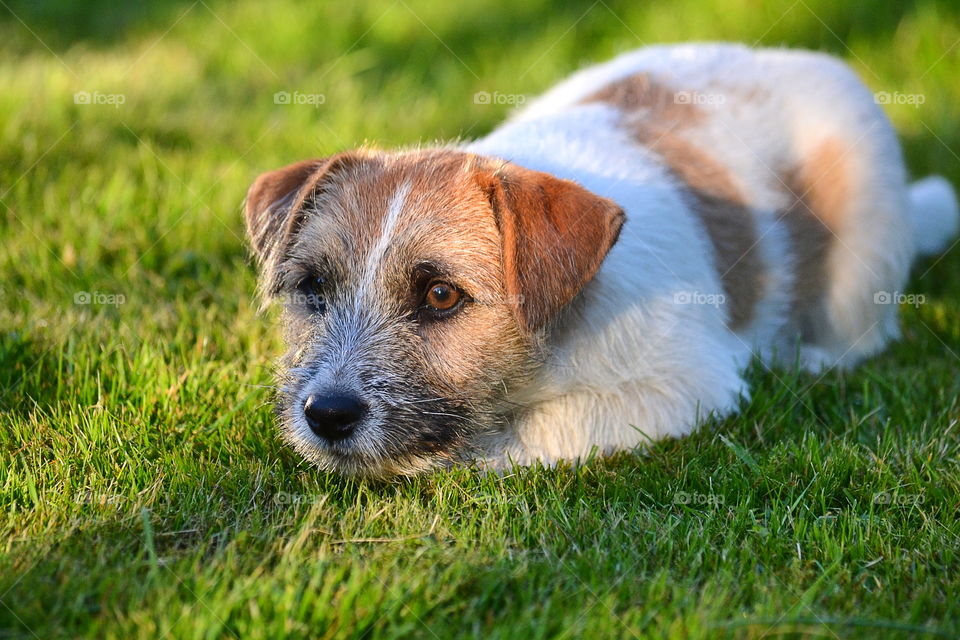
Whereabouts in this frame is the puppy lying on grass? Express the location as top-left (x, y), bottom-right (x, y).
top-left (245, 44), bottom-right (958, 478)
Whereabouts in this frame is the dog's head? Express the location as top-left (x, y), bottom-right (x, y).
top-left (245, 149), bottom-right (623, 477)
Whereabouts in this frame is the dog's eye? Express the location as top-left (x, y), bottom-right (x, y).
top-left (295, 276), bottom-right (327, 314)
top-left (422, 280), bottom-right (464, 314)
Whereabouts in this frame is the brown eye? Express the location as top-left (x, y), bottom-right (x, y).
top-left (423, 281), bottom-right (462, 312)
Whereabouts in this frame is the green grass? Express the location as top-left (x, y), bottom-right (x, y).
top-left (2, 0), bottom-right (959, 637)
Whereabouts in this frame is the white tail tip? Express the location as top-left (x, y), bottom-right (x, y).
top-left (910, 175), bottom-right (959, 255)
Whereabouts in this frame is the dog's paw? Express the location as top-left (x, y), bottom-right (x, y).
top-left (798, 345), bottom-right (837, 374)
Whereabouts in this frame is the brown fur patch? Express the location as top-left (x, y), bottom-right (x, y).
top-left (794, 138), bottom-right (850, 233)
top-left (581, 73), bottom-right (765, 330)
top-left (472, 160), bottom-right (625, 332)
top-left (581, 72), bottom-right (703, 126)
top-left (778, 139), bottom-right (850, 340)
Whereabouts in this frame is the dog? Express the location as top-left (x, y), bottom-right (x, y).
top-left (244, 44), bottom-right (958, 478)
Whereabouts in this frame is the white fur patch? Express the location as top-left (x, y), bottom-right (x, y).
top-left (360, 180), bottom-right (412, 294)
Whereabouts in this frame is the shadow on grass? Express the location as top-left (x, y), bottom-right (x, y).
top-left (0, 331), bottom-right (62, 414)
top-left (4, 0), bottom-right (954, 62)
top-left (0, 0), bottom-right (198, 50)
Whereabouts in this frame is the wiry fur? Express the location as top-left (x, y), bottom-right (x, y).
top-left (245, 44), bottom-right (958, 476)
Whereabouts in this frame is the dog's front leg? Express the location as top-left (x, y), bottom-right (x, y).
top-left (475, 379), bottom-right (744, 470)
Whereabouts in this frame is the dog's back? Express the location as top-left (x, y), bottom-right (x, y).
top-left (469, 44), bottom-right (957, 465)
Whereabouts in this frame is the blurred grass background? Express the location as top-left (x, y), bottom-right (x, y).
top-left (1, 1), bottom-right (959, 638)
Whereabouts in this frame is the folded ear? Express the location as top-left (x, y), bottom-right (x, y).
top-left (245, 158), bottom-right (323, 263)
top-left (475, 161), bottom-right (625, 332)
top-left (244, 153), bottom-right (362, 267)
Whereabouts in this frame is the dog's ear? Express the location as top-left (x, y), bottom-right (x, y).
top-left (245, 158), bottom-right (323, 263)
top-left (244, 153), bottom-right (360, 267)
top-left (475, 161), bottom-right (625, 332)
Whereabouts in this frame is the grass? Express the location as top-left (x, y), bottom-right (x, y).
top-left (1, 0), bottom-right (959, 637)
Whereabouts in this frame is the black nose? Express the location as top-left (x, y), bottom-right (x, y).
top-left (303, 393), bottom-right (366, 441)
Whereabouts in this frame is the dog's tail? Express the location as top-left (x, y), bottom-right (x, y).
top-left (909, 175), bottom-right (959, 256)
